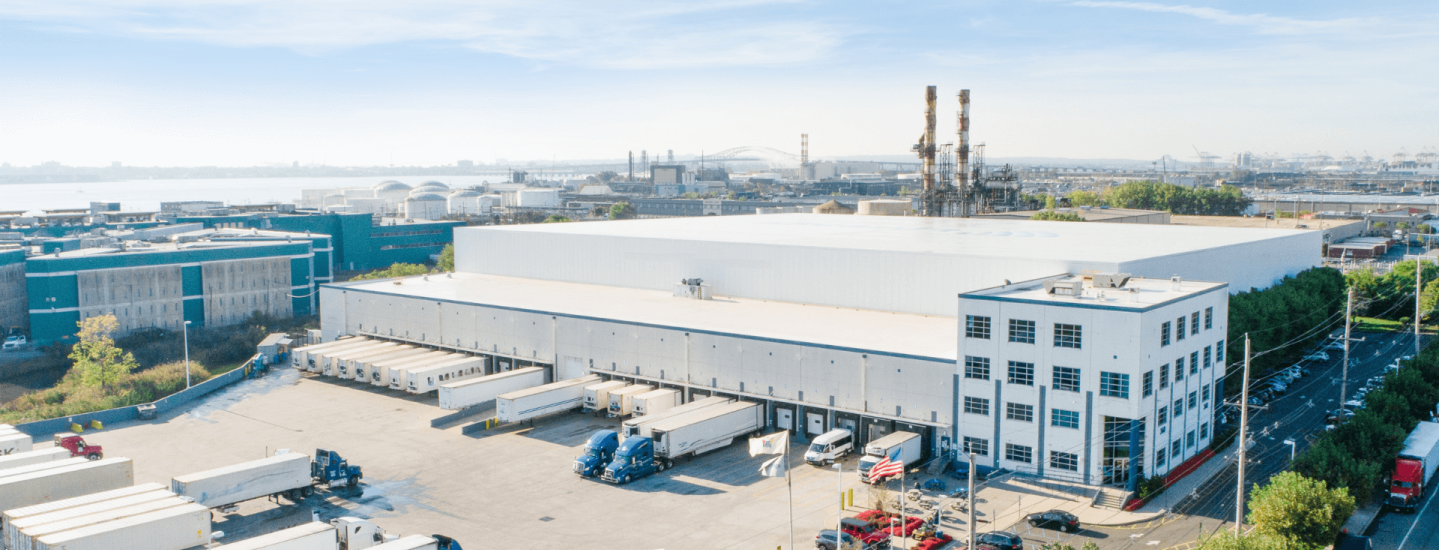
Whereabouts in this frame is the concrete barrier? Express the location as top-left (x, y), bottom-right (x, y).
top-left (13, 356), bottom-right (257, 437)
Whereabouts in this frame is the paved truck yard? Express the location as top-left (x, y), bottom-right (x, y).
top-left (78, 369), bottom-right (891, 550)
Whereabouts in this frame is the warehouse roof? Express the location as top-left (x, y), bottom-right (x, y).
top-left (962, 274), bottom-right (1227, 311)
top-left (467, 213), bottom-right (1311, 264)
top-left (329, 272), bottom-right (958, 362)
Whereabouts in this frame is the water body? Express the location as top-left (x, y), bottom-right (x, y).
top-left (3, 173), bottom-right (581, 213)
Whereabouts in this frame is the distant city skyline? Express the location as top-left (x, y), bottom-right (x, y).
top-left (1, 1), bottom-right (1434, 167)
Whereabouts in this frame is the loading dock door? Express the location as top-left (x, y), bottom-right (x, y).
top-left (777, 408), bottom-right (794, 431)
top-left (806, 412), bottom-right (824, 435)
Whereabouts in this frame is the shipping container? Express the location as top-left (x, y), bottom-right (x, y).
top-left (0, 459), bottom-right (135, 516)
top-left (170, 452), bottom-right (311, 509)
top-left (621, 397), bottom-right (731, 441)
top-left (6, 490), bottom-right (174, 550)
top-left (607, 385), bottom-right (653, 417)
top-left (496, 375), bottom-right (600, 423)
top-left (16, 496), bottom-right (187, 550)
top-left (32, 503), bottom-right (210, 550)
top-left (214, 521), bottom-right (336, 550)
top-left (582, 381), bottom-right (627, 413)
top-left (631, 389), bottom-right (680, 417)
top-left (0, 449), bottom-right (72, 474)
top-left (369, 351), bottom-right (455, 386)
top-left (406, 356), bottom-right (486, 394)
top-left (438, 367), bottom-right (546, 410)
top-left (350, 347), bottom-right (429, 382)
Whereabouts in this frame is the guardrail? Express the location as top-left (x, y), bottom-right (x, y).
top-left (12, 354), bottom-right (260, 437)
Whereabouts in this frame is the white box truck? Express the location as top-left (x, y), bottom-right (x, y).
top-left (620, 396), bottom-right (731, 441)
top-left (0, 449), bottom-right (71, 473)
top-left (438, 367), bottom-right (546, 410)
top-left (352, 347), bottom-right (429, 382)
top-left (582, 381), bottom-right (627, 413)
top-left (6, 489), bottom-right (174, 550)
top-left (0, 458), bottom-right (134, 516)
top-left (216, 521), bottom-right (336, 550)
top-left (370, 352), bottom-right (455, 386)
top-left (1, 483), bottom-right (165, 543)
top-left (406, 356), bottom-right (486, 394)
top-left (857, 431), bottom-right (922, 484)
top-left (632, 389), bottom-right (680, 417)
top-left (607, 385), bottom-right (653, 417)
top-left (170, 452), bottom-right (312, 509)
top-left (0, 433), bottom-right (32, 456)
top-left (331, 343), bottom-right (401, 378)
top-left (496, 375), bottom-right (600, 423)
top-left (32, 502), bottom-right (210, 550)
top-left (16, 495), bottom-right (187, 550)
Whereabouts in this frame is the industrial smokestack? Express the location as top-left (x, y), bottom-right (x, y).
top-left (921, 86), bottom-right (937, 194)
top-left (628, 151), bottom-right (634, 182)
top-left (957, 89), bottom-right (970, 192)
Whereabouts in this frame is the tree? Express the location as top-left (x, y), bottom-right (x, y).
top-left (543, 215), bottom-right (572, 223)
top-left (436, 244), bottom-right (455, 272)
top-left (69, 315), bottom-right (138, 392)
top-left (1247, 472), bottom-right (1355, 549)
top-left (1196, 530), bottom-right (1300, 550)
top-left (609, 202), bottom-right (637, 220)
top-left (596, 171), bottom-right (618, 183)
top-left (1031, 210), bottom-right (1086, 222)
top-left (1067, 190), bottom-right (1105, 207)
top-left (350, 263), bottom-right (431, 281)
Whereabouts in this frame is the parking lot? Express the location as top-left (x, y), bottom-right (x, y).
top-left (76, 368), bottom-right (923, 549)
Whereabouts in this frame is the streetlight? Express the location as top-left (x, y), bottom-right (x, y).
top-left (832, 463), bottom-right (843, 545)
top-left (182, 320), bottom-right (192, 389)
top-left (1283, 438), bottom-right (1296, 461)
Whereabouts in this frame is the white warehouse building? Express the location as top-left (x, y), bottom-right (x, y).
top-left (319, 215), bottom-right (1318, 486)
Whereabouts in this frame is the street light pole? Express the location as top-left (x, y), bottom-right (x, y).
top-left (1235, 334), bottom-right (1252, 536)
top-left (1283, 439), bottom-right (1296, 462)
top-left (183, 320), bottom-right (192, 389)
top-left (832, 463), bottom-right (843, 546)
top-left (967, 453), bottom-right (976, 550)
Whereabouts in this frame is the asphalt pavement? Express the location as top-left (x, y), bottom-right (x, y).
top-left (1037, 330), bottom-right (1426, 550)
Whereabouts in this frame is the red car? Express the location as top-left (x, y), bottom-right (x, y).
top-left (839, 518), bottom-right (892, 546)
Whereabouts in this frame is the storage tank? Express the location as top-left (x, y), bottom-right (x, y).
top-left (857, 199), bottom-right (912, 216)
top-left (447, 190), bottom-right (483, 215)
top-left (515, 189), bottom-right (560, 208)
top-left (372, 181), bottom-right (412, 214)
top-left (403, 193), bottom-right (448, 220)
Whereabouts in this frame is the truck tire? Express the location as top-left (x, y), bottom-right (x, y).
top-left (348, 475), bottom-right (360, 488)
top-left (623, 474), bottom-right (632, 484)
top-left (289, 488), bottom-right (303, 501)
top-left (301, 486), bottom-right (315, 498)
top-left (86, 453), bottom-right (101, 461)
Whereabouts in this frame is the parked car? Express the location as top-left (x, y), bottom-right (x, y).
top-left (1323, 340), bottom-right (1345, 351)
top-left (1264, 381), bottom-right (1287, 394)
top-left (1027, 510), bottom-right (1080, 532)
top-left (1325, 408), bottom-right (1355, 425)
top-left (816, 530), bottom-right (865, 550)
top-left (1303, 351), bottom-right (1330, 362)
top-left (837, 518), bottom-right (892, 547)
top-left (1, 335), bottom-right (24, 350)
top-left (977, 532), bottom-right (1024, 550)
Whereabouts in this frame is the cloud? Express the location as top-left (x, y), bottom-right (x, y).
top-left (1065, 1), bottom-right (1378, 36)
top-left (0, 0), bottom-right (845, 69)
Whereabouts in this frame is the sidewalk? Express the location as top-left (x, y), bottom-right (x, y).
top-left (1138, 446), bottom-right (1237, 514)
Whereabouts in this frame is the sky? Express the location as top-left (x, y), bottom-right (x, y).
top-left (0, 0), bottom-right (1435, 167)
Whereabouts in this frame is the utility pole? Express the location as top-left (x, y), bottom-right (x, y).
top-left (1235, 334), bottom-right (1252, 536)
top-left (1417, 259), bottom-right (1424, 357)
top-left (967, 453), bottom-right (977, 550)
top-left (1342, 287), bottom-right (1354, 408)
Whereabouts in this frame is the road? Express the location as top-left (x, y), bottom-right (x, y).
top-left (1034, 330), bottom-right (1427, 550)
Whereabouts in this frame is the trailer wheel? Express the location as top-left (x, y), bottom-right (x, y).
top-left (288, 488), bottom-right (303, 501)
top-left (348, 475), bottom-right (360, 488)
top-left (656, 461), bottom-right (666, 472)
top-left (301, 486), bottom-right (315, 498)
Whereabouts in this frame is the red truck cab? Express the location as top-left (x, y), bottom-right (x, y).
top-left (1389, 458), bottom-right (1425, 511)
top-left (1388, 421), bottom-right (1439, 512)
top-left (53, 435), bottom-right (103, 460)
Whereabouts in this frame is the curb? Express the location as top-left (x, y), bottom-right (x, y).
top-left (1089, 511), bottom-right (1172, 528)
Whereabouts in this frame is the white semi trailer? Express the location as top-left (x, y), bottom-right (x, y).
top-left (632, 389), bottom-right (681, 417)
top-left (329, 343), bottom-right (399, 378)
top-left (369, 352), bottom-right (455, 385)
top-left (620, 396), bottom-right (731, 441)
top-left (370, 535), bottom-right (441, 550)
top-left (351, 347), bottom-right (429, 382)
top-left (293, 338), bottom-right (364, 371)
top-left (0, 458), bottom-right (134, 514)
top-left (170, 452), bottom-right (312, 509)
top-left (1, 483), bottom-right (165, 543)
top-left (582, 381), bottom-right (627, 413)
top-left (32, 503), bottom-right (210, 550)
top-left (406, 356), bottom-right (486, 394)
top-left (0, 458), bottom-right (89, 482)
top-left (321, 342), bottom-right (394, 376)
top-left (308, 340), bottom-right (379, 374)
top-left (438, 367), bottom-right (546, 410)
top-left (0, 449), bottom-right (72, 473)
top-left (15, 495), bottom-right (188, 550)
top-left (607, 385), bottom-right (653, 417)
top-left (217, 521), bottom-right (335, 550)
top-left (5, 488), bottom-right (174, 550)
top-left (496, 375), bottom-right (600, 423)
top-left (0, 433), bottom-right (31, 456)
top-left (651, 401), bottom-right (765, 458)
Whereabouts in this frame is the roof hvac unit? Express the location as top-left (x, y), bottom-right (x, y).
top-left (1043, 279), bottom-right (1083, 297)
top-left (1091, 273), bottom-right (1131, 288)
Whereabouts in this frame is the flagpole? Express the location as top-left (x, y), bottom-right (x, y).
top-left (787, 431), bottom-right (795, 550)
top-left (900, 464), bottom-right (907, 550)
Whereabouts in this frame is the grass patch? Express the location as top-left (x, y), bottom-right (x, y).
top-left (0, 360), bottom-right (213, 424)
top-left (1352, 317), bottom-right (1439, 333)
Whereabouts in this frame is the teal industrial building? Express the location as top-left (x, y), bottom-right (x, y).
top-left (174, 212), bottom-right (461, 272)
top-left (0, 249), bottom-right (25, 335)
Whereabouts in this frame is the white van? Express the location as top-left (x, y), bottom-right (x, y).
top-left (804, 429), bottom-right (854, 466)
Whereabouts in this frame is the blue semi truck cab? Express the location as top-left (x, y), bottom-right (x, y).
top-left (573, 430), bottom-right (619, 477)
top-left (601, 436), bottom-right (672, 484)
top-left (313, 448), bottom-right (364, 488)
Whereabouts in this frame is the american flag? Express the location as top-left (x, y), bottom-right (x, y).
top-left (869, 448), bottom-right (904, 480)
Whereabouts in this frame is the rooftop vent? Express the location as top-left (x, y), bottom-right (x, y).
top-left (1092, 273), bottom-right (1132, 289)
top-left (674, 278), bottom-right (712, 300)
top-left (1171, 275), bottom-right (1183, 291)
top-left (1044, 279), bottom-right (1083, 297)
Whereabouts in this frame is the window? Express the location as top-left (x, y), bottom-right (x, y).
top-left (1191, 312), bottom-right (1200, 334)
top-left (1050, 451), bottom-right (1079, 472)
top-left (1053, 366), bottom-right (1081, 392)
top-left (1202, 384), bottom-right (1212, 404)
top-left (1006, 402), bottom-right (1034, 422)
top-left (1143, 371), bottom-right (1154, 397)
top-left (1008, 319), bottom-right (1036, 344)
top-left (1156, 448), bottom-right (1167, 468)
top-left (1008, 361), bottom-right (1035, 386)
top-left (1176, 317), bottom-right (1186, 340)
top-left (1205, 307), bottom-right (1213, 329)
top-left (1200, 423), bottom-right (1210, 440)
top-left (1216, 340), bottom-right (1225, 363)
top-left (1186, 430), bottom-right (1196, 449)
top-left (1174, 398), bottom-right (1185, 416)
top-left (1190, 352), bottom-right (1199, 375)
top-left (1052, 409), bottom-right (1080, 429)
top-left (1054, 323), bottom-right (1083, 348)
top-left (1162, 322), bottom-right (1171, 346)
top-left (1158, 406), bottom-right (1168, 426)
top-left (1100, 372), bottom-right (1130, 399)
top-left (1203, 346), bottom-right (1212, 370)
top-left (965, 356), bottom-right (992, 380)
top-left (1188, 391), bottom-right (1198, 409)
top-left (1005, 443), bottom-right (1033, 464)
top-left (1174, 357), bottom-right (1185, 381)
top-left (1171, 440), bottom-right (1182, 457)
top-left (964, 397), bottom-right (991, 416)
top-left (963, 436), bottom-right (989, 456)
top-left (965, 315), bottom-right (991, 339)
top-left (1160, 363), bottom-right (1170, 389)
